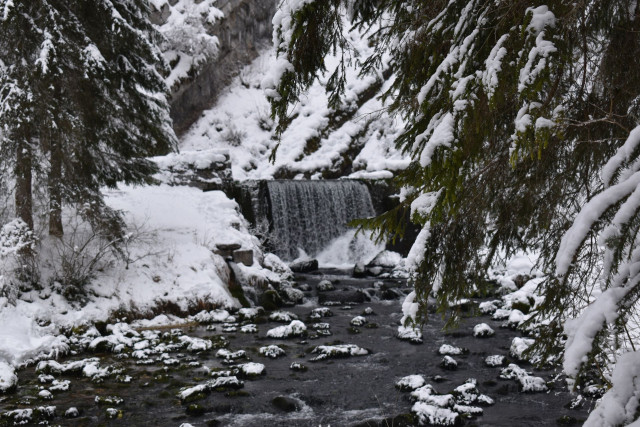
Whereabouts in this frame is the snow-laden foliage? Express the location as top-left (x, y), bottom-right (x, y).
top-left (0, 0), bottom-right (177, 283)
top-left (151, 0), bottom-right (223, 90)
top-left (269, 0), bottom-right (640, 421)
top-left (0, 219), bottom-right (36, 258)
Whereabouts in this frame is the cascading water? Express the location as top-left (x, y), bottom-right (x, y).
top-left (264, 180), bottom-right (377, 261)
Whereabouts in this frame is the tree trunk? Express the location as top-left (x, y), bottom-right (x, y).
top-left (15, 138), bottom-right (33, 230)
top-left (48, 135), bottom-right (63, 237)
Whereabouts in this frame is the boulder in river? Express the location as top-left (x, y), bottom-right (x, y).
top-left (289, 258), bottom-right (319, 273)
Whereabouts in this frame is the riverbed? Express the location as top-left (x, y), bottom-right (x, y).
top-left (0, 270), bottom-right (591, 426)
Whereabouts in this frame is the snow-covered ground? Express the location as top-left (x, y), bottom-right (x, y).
top-left (0, 183), bottom-right (284, 385)
top-left (181, 26), bottom-right (410, 181)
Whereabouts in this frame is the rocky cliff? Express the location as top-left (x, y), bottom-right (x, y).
top-left (151, 0), bottom-right (277, 136)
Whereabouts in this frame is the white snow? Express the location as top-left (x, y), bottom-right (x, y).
top-left (405, 224), bottom-right (431, 273)
top-left (556, 170), bottom-right (640, 276)
top-left (473, 323), bottom-right (495, 338)
top-left (510, 337), bottom-right (535, 361)
top-left (259, 345), bottom-right (286, 359)
top-left (310, 344), bottom-right (368, 361)
top-left (266, 320), bottom-right (307, 338)
top-left (417, 113), bottom-right (455, 168)
top-left (396, 374), bottom-right (426, 391)
top-left (438, 344), bottom-right (464, 356)
top-left (238, 362), bottom-right (265, 376)
top-left (602, 125), bottom-right (640, 186)
top-left (585, 351), bottom-right (640, 426)
top-left (181, 23), bottom-right (408, 181)
top-left (0, 360), bottom-right (17, 392)
top-left (484, 355), bottom-right (505, 367)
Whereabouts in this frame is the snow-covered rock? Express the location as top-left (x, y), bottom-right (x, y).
top-left (484, 355), bottom-right (506, 367)
top-left (397, 325), bottom-right (423, 344)
top-left (441, 356), bottom-right (458, 370)
top-left (0, 361), bottom-right (17, 392)
top-left (396, 375), bottom-right (426, 391)
top-left (500, 364), bottom-right (548, 392)
top-left (259, 345), bottom-right (286, 359)
top-left (266, 320), bottom-right (307, 338)
top-left (269, 311), bottom-right (298, 323)
top-left (473, 323), bottom-right (495, 338)
top-left (350, 316), bottom-right (367, 327)
top-left (309, 307), bottom-right (333, 319)
top-left (238, 362), bottom-right (265, 377)
top-left (510, 337), bottom-right (535, 361)
top-left (438, 344), bottom-right (466, 356)
top-left (310, 344), bottom-right (368, 361)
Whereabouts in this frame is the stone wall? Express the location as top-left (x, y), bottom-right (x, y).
top-left (169, 0), bottom-right (277, 136)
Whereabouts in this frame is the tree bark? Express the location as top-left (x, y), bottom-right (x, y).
top-left (48, 134), bottom-right (63, 237)
top-left (15, 137), bottom-right (33, 230)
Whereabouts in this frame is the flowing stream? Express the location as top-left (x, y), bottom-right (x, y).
top-left (0, 271), bottom-right (591, 426)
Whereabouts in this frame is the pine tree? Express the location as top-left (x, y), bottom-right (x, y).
top-left (0, 0), bottom-right (176, 241)
top-left (269, 1), bottom-right (640, 420)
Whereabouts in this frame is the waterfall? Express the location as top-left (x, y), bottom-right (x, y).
top-left (264, 180), bottom-right (376, 261)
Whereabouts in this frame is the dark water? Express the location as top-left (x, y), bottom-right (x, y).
top-left (0, 271), bottom-right (591, 426)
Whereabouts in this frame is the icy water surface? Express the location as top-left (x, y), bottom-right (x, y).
top-left (0, 270), bottom-right (592, 426)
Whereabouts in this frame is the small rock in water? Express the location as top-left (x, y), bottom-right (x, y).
top-left (49, 379), bottom-right (71, 391)
top-left (192, 309), bottom-right (233, 324)
top-left (279, 282), bottom-right (305, 304)
top-left (500, 364), bottom-right (548, 392)
top-left (216, 349), bottom-right (247, 362)
top-left (492, 308), bottom-right (511, 320)
top-left (290, 362), bottom-right (307, 372)
top-left (240, 324), bottom-right (258, 333)
top-left (479, 300), bottom-right (500, 314)
top-left (272, 395), bottom-right (300, 412)
top-left (38, 390), bottom-right (53, 400)
top-left (473, 323), bottom-right (495, 338)
top-left (397, 325), bottom-right (423, 344)
top-left (179, 335), bottom-right (213, 351)
top-left (38, 374), bottom-right (55, 384)
top-left (395, 374), bottom-right (426, 391)
top-left (316, 280), bottom-right (335, 292)
top-left (163, 358), bottom-right (180, 366)
top-left (0, 361), bottom-right (18, 392)
top-left (311, 322), bottom-right (330, 330)
top-left (353, 262), bottom-right (366, 277)
top-left (259, 345), bottom-right (286, 359)
top-left (289, 258), bottom-right (319, 273)
top-left (309, 307), bottom-right (333, 319)
top-left (222, 324), bottom-right (238, 333)
top-left (297, 283), bottom-right (312, 291)
top-left (269, 311), bottom-right (298, 323)
top-left (363, 307), bottom-right (374, 315)
top-left (65, 407), bottom-right (79, 418)
top-left (310, 344), bottom-right (368, 361)
top-left (238, 362), bottom-right (265, 377)
top-left (484, 355), bottom-right (506, 367)
top-left (441, 356), bottom-right (458, 370)
top-left (95, 395), bottom-right (124, 406)
top-left (238, 307), bottom-right (264, 321)
top-left (510, 337), bottom-right (535, 361)
top-left (350, 316), bottom-right (367, 326)
top-left (504, 309), bottom-right (525, 329)
top-left (438, 344), bottom-right (467, 356)
top-left (105, 408), bottom-right (122, 419)
top-left (266, 320), bottom-right (307, 338)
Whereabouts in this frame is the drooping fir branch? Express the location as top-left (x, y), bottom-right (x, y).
top-left (268, 1), bottom-right (640, 405)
